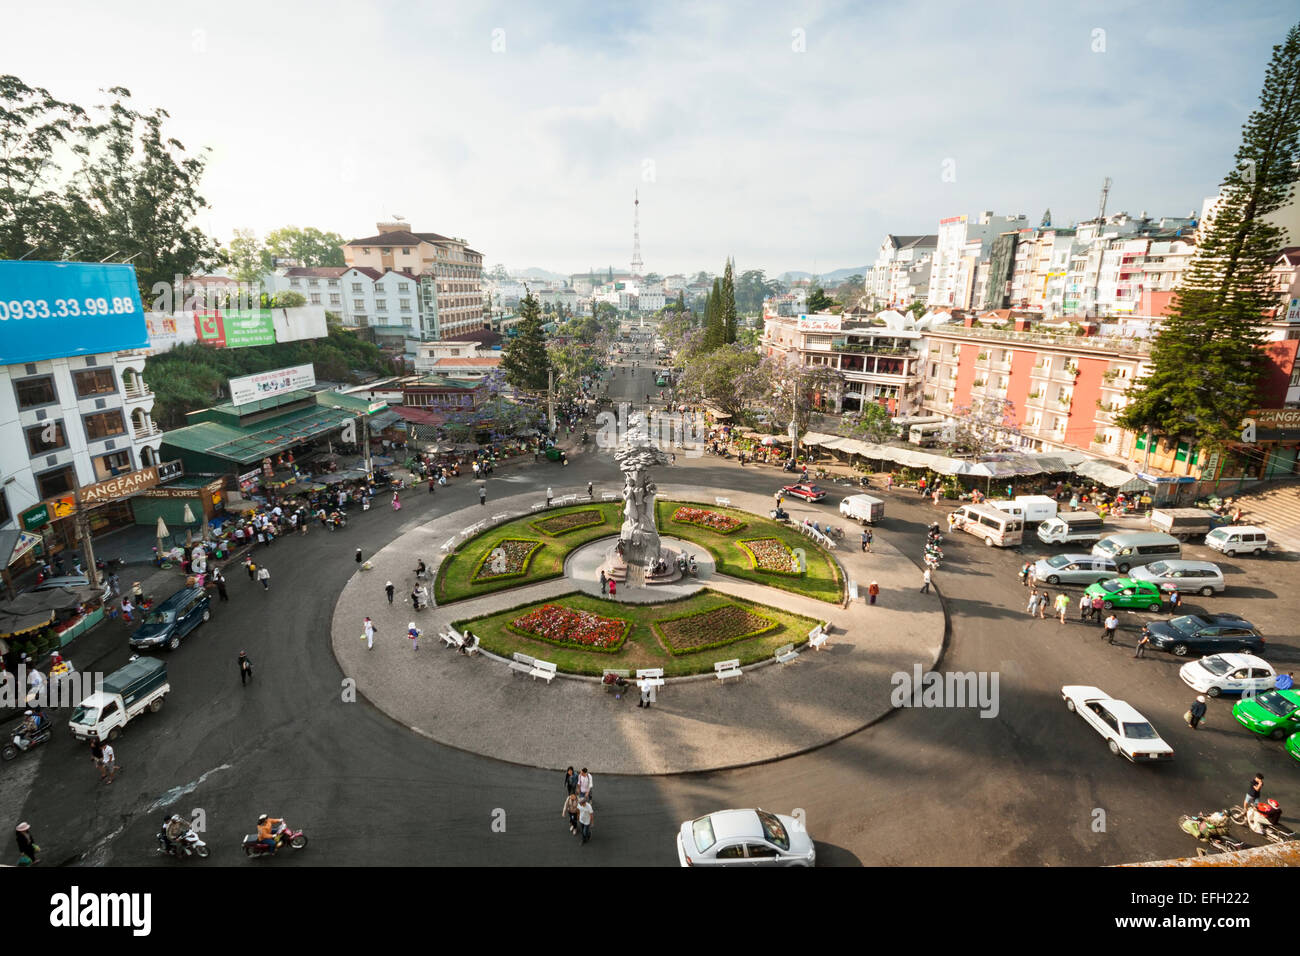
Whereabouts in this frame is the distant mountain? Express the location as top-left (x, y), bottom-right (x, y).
top-left (778, 267), bottom-right (867, 285)
top-left (510, 267), bottom-right (568, 282)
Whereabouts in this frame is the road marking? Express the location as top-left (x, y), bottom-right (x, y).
top-left (147, 763), bottom-right (234, 812)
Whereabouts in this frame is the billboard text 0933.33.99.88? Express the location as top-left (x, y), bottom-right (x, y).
top-left (0, 262), bottom-right (148, 363)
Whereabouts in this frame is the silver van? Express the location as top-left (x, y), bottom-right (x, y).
top-left (1128, 560), bottom-right (1226, 596)
top-left (1092, 532), bottom-right (1182, 573)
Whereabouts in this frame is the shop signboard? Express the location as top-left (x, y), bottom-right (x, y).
top-left (20, 503), bottom-right (50, 532)
top-left (194, 309), bottom-right (277, 349)
top-left (229, 364), bottom-right (316, 406)
top-left (0, 261), bottom-right (148, 363)
top-left (1244, 408), bottom-right (1300, 442)
top-left (79, 466), bottom-right (162, 505)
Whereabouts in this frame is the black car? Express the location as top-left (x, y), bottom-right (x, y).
top-left (1141, 613), bottom-right (1264, 658)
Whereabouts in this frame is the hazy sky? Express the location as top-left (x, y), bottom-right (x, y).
top-left (6, 1), bottom-right (1296, 276)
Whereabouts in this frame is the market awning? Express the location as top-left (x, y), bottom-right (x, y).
top-left (368, 410), bottom-right (401, 431)
top-left (800, 432), bottom-right (840, 447)
top-left (0, 530), bottom-right (43, 567)
top-left (1076, 459), bottom-right (1148, 490)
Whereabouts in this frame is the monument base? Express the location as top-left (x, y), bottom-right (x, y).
top-left (604, 544), bottom-right (683, 586)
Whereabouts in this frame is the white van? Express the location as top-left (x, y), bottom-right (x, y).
top-left (1092, 532), bottom-right (1182, 573)
top-left (1204, 525), bottom-right (1270, 557)
top-left (948, 503), bottom-right (1023, 547)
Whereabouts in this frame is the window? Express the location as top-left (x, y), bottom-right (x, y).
top-left (35, 464), bottom-right (77, 499)
top-left (25, 420), bottom-right (67, 455)
top-left (310, 294), bottom-right (322, 305)
top-left (352, 283), bottom-right (363, 293)
top-left (73, 367), bottom-right (117, 398)
top-left (290, 278), bottom-right (301, 288)
top-left (402, 247), bottom-right (411, 255)
top-left (381, 247), bottom-right (391, 255)
top-left (83, 410), bottom-right (127, 441)
top-left (330, 294), bottom-right (341, 305)
top-left (362, 247), bottom-right (371, 254)
top-left (328, 279), bottom-right (340, 288)
top-left (745, 843), bottom-right (779, 859)
top-left (354, 299), bottom-right (366, 311)
top-left (400, 299), bottom-right (412, 312)
top-left (95, 450), bottom-right (132, 479)
top-left (15, 375), bottom-right (57, 409)
top-left (1290, 365), bottom-right (1300, 388)
top-left (376, 299), bottom-right (388, 312)
top-left (0, 488), bottom-right (9, 528)
top-left (715, 844), bottom-right (746, 859)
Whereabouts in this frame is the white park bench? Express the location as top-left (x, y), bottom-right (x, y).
top-left (714, 658), bottom-right (742, 682)
top-left (636, 667), bottom-right (665, 680)
top-left (509, 652), bottom-right (535, 677)
top-left (715, 497), bottom-right (731, 507)
top-left (602, 492), bottom-right (619, 502)
top-left (491, 513), bottom-right (509, 523)
top-left (529, 659), bottom-right (558, 683)
top-left (807, 624), bottom-right (830, 651)
top-left (440, 626), bottom-right (464, 648)
top-left (774, 643), bottom-right (798, 664)
top-left (559, 494), bottom-right (578, 505)
top-left (440, 537), bottom-right (457, 552)
top-left (531, 503), bottom-right (547, 512)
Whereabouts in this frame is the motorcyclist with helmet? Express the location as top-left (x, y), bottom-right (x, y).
top-left (13, 709), bottom-right (40, 752)
top-left (160, 814), bottom-right (188, 855)
top-left (257, 814), bottom-right (285, 851)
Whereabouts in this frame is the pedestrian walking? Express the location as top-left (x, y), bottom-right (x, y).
top-left (932, 488), bottom-right (941, 506)
top-left (1134, 632), bottom-right (1151, 658)
top-left (920, 567), bottom-right (932, 594)
top-left (886, 474), bottom-right (893, 491)
top-left (587, 481), bottom-right (593, 498)
top-left (14, 822), bottom-right (38, 865)
top-left (577, 796), bottom-right (594, 844)
top-left (101, 741), bottom-right (119, 784)
top-left (1026, 589), bottom-right (1041, 616)
top-left (385, 581), bottom-right (395, 604)
top-left (599, 570), bottom-right (608, 594)
top-left (479, 485), bottom-right (486, 506)
top-left (1019, 561), bottom-right (1031, 587)
top-left (257, 565), bottom-right (270, 590)
top-left (428, 477), bottom-right (436, 495)
top-left (1055, 592), bottom-right (1069, 623)
top-left (1244, 773), bottom-right (1264, 810)
top-left (918, 476), bottom-right (927, 497)
top-left (120, 598), bottom-right (134, 624)
top-left (563, 792), bottom-right (580, 835)
top-left (1090, 594), bottom-right (1104, 623)
top-left (239, 650), bottom-right (253, 685)
top-left (1186, 695), bottom-right (1208, 729)
top-left (1078, 593), bottom-right (1090, 622)
top-left (355, 548), bottom-right (363, 564)
top-left (364, 616), bottom-right (376, 650)
top-left (577, 768), bottom-right (594, 803)
top-left (546, 487), bottom-right (553, 507)
top-left (868, 581), bottom-right (879, 605)
top-left (1026, 566), bottom-right (1037, 590)
top-left (213, 569), bottom-right (229, 602)
top-left (1102, 613), bottom-right (1119, 644)
top-left (392, 491), bottom-right (401, 512)
top-left (1069, 493), bottom-right (1079, 512)
top-left (408, 622), bottom-right (421, 651)
top-left (246, 560), bottom-right (257, 582)
top-left (564, 766), bottom-right (579, 795)
top-left (1168, 588), bottom-right (1182, 611)
top-left (861, 530), bottom-right (869, 552)
top-left (608, 578), bottom-right (617, 597)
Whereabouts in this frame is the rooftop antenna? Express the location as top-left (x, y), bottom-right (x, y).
top-left (1097, 177), bottom-right (1112, 221)
top-left (630, 191), bottom-right (644, 277)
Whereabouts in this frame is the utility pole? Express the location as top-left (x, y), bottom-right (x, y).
top-left (73, 483), bottom-right (101, 591)
top-left (547, 366), bottom-right (556, 436)
top-left (362, 414), bottom-right (373, 476)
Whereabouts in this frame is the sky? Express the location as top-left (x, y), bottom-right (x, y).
top-left (5, 0), bottom-right (1297, 277)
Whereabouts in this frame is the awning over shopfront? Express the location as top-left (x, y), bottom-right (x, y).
top-left (1078, 459), bottom-right (1149, 491)
top-left (0, 530), bottom-right (43, 568)
top-left (0, 585), bottom-right (100, 637)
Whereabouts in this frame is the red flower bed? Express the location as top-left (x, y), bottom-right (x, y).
top-left (511, 604), bottom-right (629, 649)
top-left (672, 506), bottom-right (744, 534)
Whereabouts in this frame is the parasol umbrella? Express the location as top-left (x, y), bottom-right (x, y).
top-left (183, 504), bottom-right (197, 547)
top-left (155, 516), bottom-right (170, 558)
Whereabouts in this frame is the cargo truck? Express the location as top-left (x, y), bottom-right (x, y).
top-left (69, 656), bottom-right (169, 742)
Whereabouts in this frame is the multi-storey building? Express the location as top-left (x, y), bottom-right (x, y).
top-left (343, 222), bottom-right (485, 339)
top-left (762, 313), bottom-right (925, 415)
top-left (927, 213), bottom-right (1029, 309)
top-left (869, 235), bottom-right (937, 307)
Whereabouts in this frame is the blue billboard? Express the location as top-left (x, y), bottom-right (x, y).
top-left (0, 261), bottom-right (149, 364)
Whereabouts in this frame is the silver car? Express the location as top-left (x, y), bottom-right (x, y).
top-left (676, 809), bottom-right (815, 867)
top-left (1128, 560), bottom-right (1225, 597)
top-left (1033, 554), bottom-right (1119, 586)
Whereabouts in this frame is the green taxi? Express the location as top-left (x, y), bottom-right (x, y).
top-left (1083, 578), bottom-right (1165, 612)
top-left (1285, 731), bottom-right (1300, 763)
top-left (1233, 689), bottom-right (1300, 740)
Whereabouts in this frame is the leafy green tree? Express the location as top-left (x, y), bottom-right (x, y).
top-left (65, 87), bottom-right (218, 296)
top-left (270, 290), bottom-right (307, 308)
top-left (226, 228), bottom-right (271, 286)
top-left (1119, 24), bottom-right (1300, 451)
top-left (843, 401), bottom-right (896, 443)
top-left (907, 301), bottom-right (927, 320)
top-left (264, 226), bottom-right (347, 267)
top-left (676, 344), bottom-right (762, 419)
top-left (758, 354), bottom-right (844, 433)
top-left (500, 291), bottom-right (552, 391)
top-left (0, 75), bottom-right (86, 260)
top-left (806, 286), bottom-right (835, 313)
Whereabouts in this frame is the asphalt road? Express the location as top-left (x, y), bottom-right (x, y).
top-left (10, 351), bottom-right (1299, 867)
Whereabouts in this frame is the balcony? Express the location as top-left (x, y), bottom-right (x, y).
top-left (123, 383), bottom-right (153, 402)
top-left (132, 421), bottom-right (163, 440)
top-left (1025, 391), bottom-right (1047, 409)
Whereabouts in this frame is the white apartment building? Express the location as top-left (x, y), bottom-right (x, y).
top-left (927, 213), bottom-right (1029, 309)
top-left (869, 235), bottom-right (937, 307)
top-left (1, 350), bottom-right (164, 540)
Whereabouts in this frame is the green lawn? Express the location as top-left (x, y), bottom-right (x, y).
top-left (452, 589), bottom-right (824, 676)
top-left (657, 499), bottom-right (844, 603)
top-left (436, 501), bottom-right (623, 604)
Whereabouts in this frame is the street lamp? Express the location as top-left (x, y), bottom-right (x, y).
top-left (788, 418), bottom-right (799, 466)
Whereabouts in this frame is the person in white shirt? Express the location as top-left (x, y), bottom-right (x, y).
top-left (363, 617), bottom-right (376, 650)
top-left (577, 768), bottom-right (593, 803)
top-left (577, 796), bottom-right (594, 844)
top-left (257, 566), bottom-right (271, 590)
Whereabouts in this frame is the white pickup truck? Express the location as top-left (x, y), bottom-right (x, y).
top-left (839, 494), bottom-right (885, 524)
top-left (69, 656), bottom-right (169, 742)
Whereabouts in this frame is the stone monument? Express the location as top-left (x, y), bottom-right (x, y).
top-left (606, 412), bottom-right (679, 586)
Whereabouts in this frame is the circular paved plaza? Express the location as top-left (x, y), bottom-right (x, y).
top-left (329, 484), bottom-right (945, 773)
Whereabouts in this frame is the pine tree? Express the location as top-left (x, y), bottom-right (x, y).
top-left (721, 258), bottom-right (738, 344)
top-left (702, 279), bottom-right (725, 351)
top-left (677, 289), bottom-right (686, 311)
top-left (500, 290), bottom-right (552, 391)
top-left (1118, 23), bottom-right (1300, 450)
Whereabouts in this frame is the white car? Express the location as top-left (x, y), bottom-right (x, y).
top-left (676, 809), bottom-right (815, 867)
top-left (1060, 685), bottom-right (1174, 762)
top-left (1179, 653), bottom-right (1275, 698)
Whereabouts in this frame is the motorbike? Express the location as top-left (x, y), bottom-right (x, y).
top-left (1229, 800), bottom-right (1296, 845)
top-left (1178, 811), bottom-right (1244, 855)
top-left (824, 525), bottom-right (844, 541)
top-left (1, 722), bottom-right (52, 761)
top-left (157, 819), bottom-right (210, 860)
top-left (769, 508), bottom-right (791, 523)
top-left (242, 822), bottom-right (309, 858)
top-left (95, 556), bottom-right (125, 572)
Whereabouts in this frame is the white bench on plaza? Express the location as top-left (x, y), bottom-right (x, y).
top-left (774, 643), bottom-right (798, 665)
top-left (531, 503), bottom-right (547, 512)
top-left (529, 659), bottom-right (558, 683)
top-left (714, 659), bottom-right (742, 682)
top-left (635, 667), bottom-right (665, 680)
top-left (715, 497), bottom-right (731, 507)
top-left (807, 624), bottom-right (830, 651)
top-left (559, 494), bottom-right (578, 505)
top-left (602, 492), bottom-right (619, 502)
top-left (440, 626), bottom-right (464, 648)
top-left (509, 652), bottom-right (536, 677)
top-left (440, 537), bottom-right (457, 552)
top-left (491, 513), bottom-right (509, 523)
